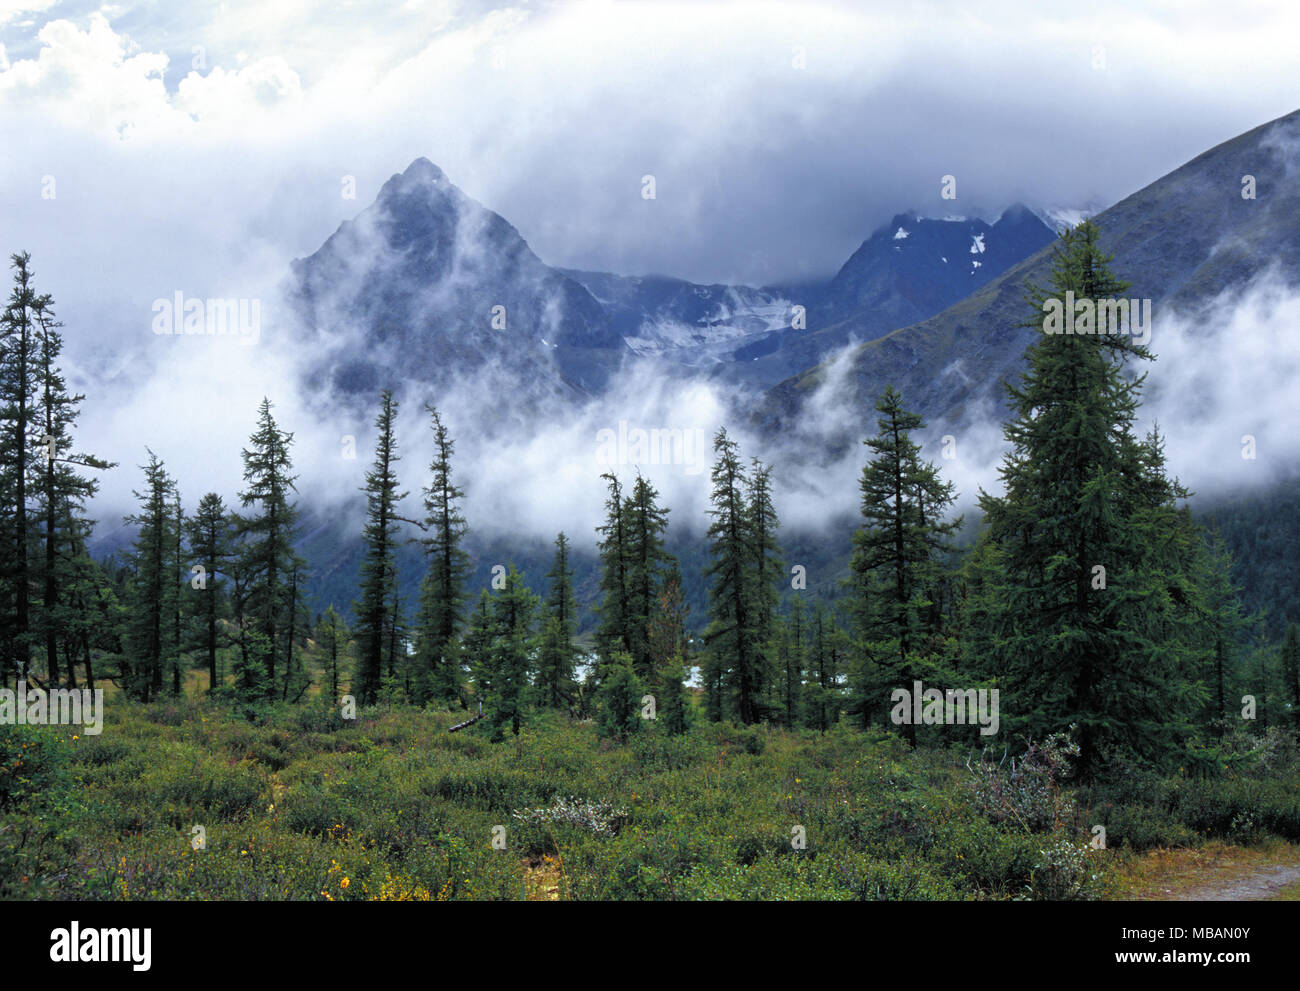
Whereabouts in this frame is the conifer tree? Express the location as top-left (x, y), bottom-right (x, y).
top-left (476, 564), bottom-right (537, 740)
top-left (801, 605), bottom-right (842, 732)
top-left (0, 253), bottom-right (44, 682)
top-left (1281, 624), bottom-right (1300, 733)
top-left (536, 532), bottom-right (578, 709)
top-left (595, 472), bottom-right (631, 681)
top-left (648, 560), bottom-right (688, 676)
top-left (187, 493), bottom-right (233, 693)
top-left (316, 605), bottom-right (349, 702)
top-left (1193, 524), bottom-right (1253, 737)
top-left (779, 596), bottom-right (806, 729)
top-left (623, 474), bottom-right (672, 681)
top-left (234, 398), bottom-right (302, 700)
top-left (747, 458), bottom-right (782, 710)
top-left (657, 652), bottom-right (690, 736)
top-left (598, 653), bottom-right (644, 743)
top-left (123, 452), bottom-right (175, 701)
top-left (354, 390), bottom-right (405, 705)
top-left (975, 221), bottom-right (1200, 777)
top-left (849, 386), bottom-right (959, 739)
top-left (29, 281), bottom-right (114, 685)
top-left (168, 492), bottom-right (184, 694)
top-left (462, 590), bottom-right (493, 692)
top-left (703, 428), bottom-right (759, 724)
top-left (414, 404), bottom-right (470, 706)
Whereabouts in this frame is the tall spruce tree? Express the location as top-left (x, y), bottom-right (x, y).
top-left (414, 404), bottom-right (470, 706)
top-left (623, 474), bottom-right (672, 682)
top-left (849, 386), bottom-right (959, 740)
top-left (317, 604), bottom-right (349, 702)
top-left (476, 564), bottom-right (537, 741)
top-left (779, 596), bottom-right (806, 729)
top-left (29, 280), bottom-right (114, 685)
top-left (123, 452), bottom-right (175, 701)
top-left (0, 252), bottom-right (44, 683)
top-left (974, 221), bottom-right (1201, 777)
top-left (703, 428), bottom-right (759, 724)
top-left (647, 560), bottom-right (690, 734)
top-left (801, 604), bottom-right (842, 732)
top-left (595, 472), bottom-right (631, 682)
top-left (1194, 523), bottom-right (1254, 737)
top-left (234, 398), bottom-right (301, 699)
top-left (746, 458), bottom-right (782, 712)
top-left (354, 390), bottom-right (405, 705)
top-left (187, 493), bottom-right (233, 693)
top-left (1281, 624), bottom-right (1300, 733)
top-left (536, 532), bottom-right (578, 709)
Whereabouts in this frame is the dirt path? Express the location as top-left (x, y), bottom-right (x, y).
top-left (1116, 842), bottom-right (1300, 900)
top-left (1164, 864), bottom-right (1300, 901)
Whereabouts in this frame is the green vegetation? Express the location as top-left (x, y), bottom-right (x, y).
top-left (3, 225), bottom-right (1299, 900)
top-left (3, 699), bottom-right (1297, 901)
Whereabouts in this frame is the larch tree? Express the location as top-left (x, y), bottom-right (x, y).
top-left (703, 428), bottom-right (759, 724)
top-left (234, 398), bottom-right (302, 700)
top-left (354, 390), bottom-right (405, 705)
top-left (849, 386), bottom-right (959, 740)
top-left (536, 532), bottom-right (578, 709)
top-left (187, 492), bottom-right (234, 693)
top-left (414, 404), bottom-right (471, 707)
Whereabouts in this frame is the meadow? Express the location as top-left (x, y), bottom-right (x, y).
top-left (4, 696), bottom-right (1298, 901)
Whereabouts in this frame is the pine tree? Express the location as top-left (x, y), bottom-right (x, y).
top-left (598, 653), bottom-right (644, 743)
top-left (414, 404), bottom-right (471, 706)
top-left (187, 493), bottom-right (233, 693)
top-left (536, 532), bottom-right (578, 709)
top-left (780, 596), bottom-right (806, 729)
top-left (0, 252), bottom-right (44, 683)
top-left (123, 452), bottom-right (175, 701)
top-left (29, 284), bottom-right (114, 686)
top-left (354, 390), bottom-right (405, 705)
top-left (657, 652), bottom-right (689, 736)
top-left (462, 590), bottom-right (493, 698)
top-left (703, 428), bottom-right (759, 724)
top-left (1194, 523), bottom-right (1254, 737)
top-left (974, 221), bottom-right (1200, 777)
top-left (801, 605), bottom-right (842, 732)
top-left (849, 386), bottom-right (959, 740)
top-left (595, 472), bottom-right (631, 681)
top-left (168, 491), bottom-right (185, 694)
top-left (747, 458), bottom-right (782, 713)
top-left (648, 560), bottom-right (689, 679)
top-left (282, 560), bottom-right (312, 702)
top-left (1279, 624), bottom-right (1300, 733)
top-left (234, 398), bottom-right (302, 700)
top-left (476, 564), bottom-right (537, 741)
top-left (316, 605), bottom-right (349, 703)
top-left (623, 474), bottom-right (672, 681)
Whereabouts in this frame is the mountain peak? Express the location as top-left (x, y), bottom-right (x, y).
top-left (997, 202), bottom-right (1035, 223)
top-left (402, 157), bottom-right (448, 183)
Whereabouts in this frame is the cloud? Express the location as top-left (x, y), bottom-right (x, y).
top-left (3, 2), bottom-right (1300, 557)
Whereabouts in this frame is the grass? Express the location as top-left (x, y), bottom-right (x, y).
top-left (1105, 840), bottom-right (1300, 901)
top-left (2, 695), bottom-right (1296, 901)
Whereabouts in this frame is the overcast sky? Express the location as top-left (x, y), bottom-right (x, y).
top-left (2, 0), bottom-right (1298, 534)
top-left (3, 0), bottom-right (1298, 292)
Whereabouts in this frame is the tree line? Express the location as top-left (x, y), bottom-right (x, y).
top-left (3, 228), bottom-right (1299, 775)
